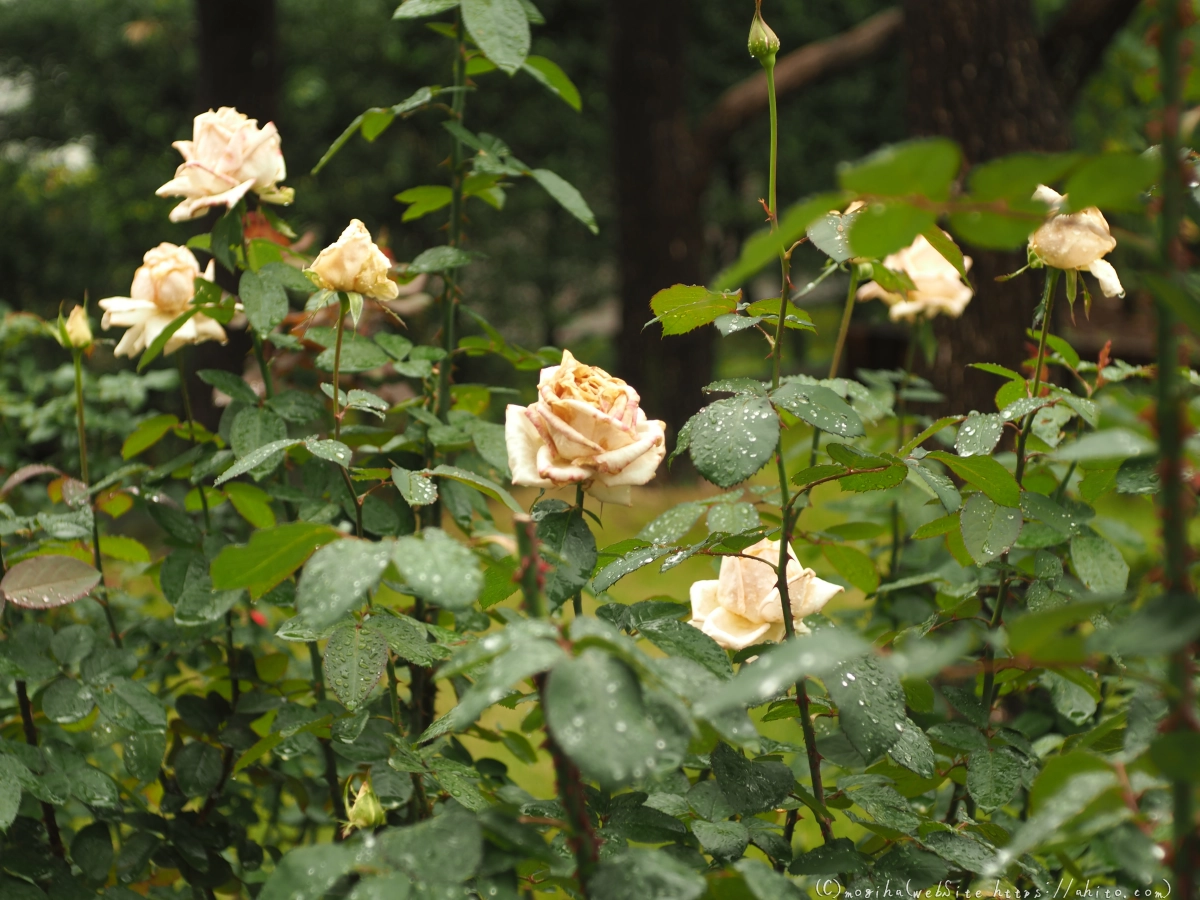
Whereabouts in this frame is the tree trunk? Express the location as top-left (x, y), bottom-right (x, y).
top-left (610, 0), bottom-right (710, 437)
top-left (903, 0), bottom-right (1069, 415)
top-left (195, 0), bottom-right (279, 121)
top-left (189, 0), bottom-right (279, 427)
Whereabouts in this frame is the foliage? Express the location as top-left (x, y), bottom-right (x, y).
top-left (0, 2), bottom-right (1197, 900)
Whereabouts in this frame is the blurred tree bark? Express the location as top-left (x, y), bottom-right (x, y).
top-left (904, 0), bottom-right (1139, 414)
top-left (189, 0), bottom-right (279, 426)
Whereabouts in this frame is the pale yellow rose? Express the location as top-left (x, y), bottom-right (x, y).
top-left (98, 243), bottom-right (226, 358)
top-left (1028, 185), bottom-right (1124, 298)
top-left (65, 305), bottom-right (93, 349)
top-left (505, 350), bottom-right (666, 505)
top-left (156, 107), bottom-right (293, 223)
top-left (689, 538), bottom-right (843, 651)
top-left (856, 233), bottom-right (974, 322)
top-left (307, 220), bottom-right (400, 301)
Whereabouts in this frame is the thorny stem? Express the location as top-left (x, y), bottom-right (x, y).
top-left (308, 641), bottom-right (348, 832)
top-left (176, 351), bottom-right (210, 532)
top-left (331, 295), bottom-right (364, 539)
top-left (828, 267), bottom-right (859, 381)
top-left (74, 350), bottom-right (122, 648)
top-left (759, 33), bottom-right (833, 846)
top-left (518, 518), bottom-right (599, 890)
top-left (1157, 0), bottom-right (1198, 891)
top-left (982, 269), bottom-right (1058, 710)
top-left (16, 679), bottom-right (64, 856)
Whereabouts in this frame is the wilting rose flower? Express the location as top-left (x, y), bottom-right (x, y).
top-left (65, 305), bottom-right (93, 349)
top-left (505, 350), bottom-right (666, 505)
top-left (99, 243), bottom-right (226, 358)
top-left (689, 538), bottom-right (843, 650)
top-left (1029, 185), bottom-right (1124, 298)
top-left (156, 107), bottom-right (293, 223)
top-left (856, 233), bottom-right (974, 322)
top-left (307, 220), bottom-right (400, 301)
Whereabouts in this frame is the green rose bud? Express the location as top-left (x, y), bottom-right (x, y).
top-left (747, 4), bottom-right (780, 64)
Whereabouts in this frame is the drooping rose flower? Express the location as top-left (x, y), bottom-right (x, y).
top-left (505, 350), bottom-right (666, 505)
top-left (156, 107), bottom-right (293, 223)
top-left (689, 538), bottom-right (843, 651)
top-left (307, 219), bottom-right (400, 301)
top-left (99, 243), bottom-right (226, 358)
top-left (856, 233), bottom-right (974, 322)
top-left (1028, 185), bottom-right (1124, 298)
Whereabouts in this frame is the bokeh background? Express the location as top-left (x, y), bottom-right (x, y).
top-left (0, 0), bottom-right (1167, 437)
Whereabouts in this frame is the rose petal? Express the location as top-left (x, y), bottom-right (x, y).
top-left (1087, 258), bottom-right (1125, 299)
top-left (506, 404), bottom-right (553, 488)
top-left (790, 568), bottom-right (844, 619)
top-left (586, 482), bottom-right (632, 505)
top-left (701, 607), bottom-right (775, 651)
top-left (690, 579), bottom-right (720, 623)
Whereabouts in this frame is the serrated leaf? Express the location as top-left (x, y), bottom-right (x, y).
top-left (688, 396), bottom-right (779, 488)
top-left (239, 269), bottom-right (289, 335)
top-left (967, 747), bottom-right (1024, 811)
top-left (1, 555), bottom-right (100, 609)
top-left (826, 655), bottom-right (906, 762)
top-left (530, 168), bottom-right (598, 234)
top-left (324, 621), bottom-right (388, 710)
top-left (955, 413), bottom-right (1004, 457)
top-left (649, 284), bottom-right (740, 336)
top-left (771, 383), bottom-right (864, 437)
top-left (296, 539), bottom-right (395, 629)
top-left (928, 450), bottom-right (1021, 508)
top-left (392, 528), bottom-right (482, 609)
top-left (211, 522), bottom-right (342, 599)
top-left (959, 493), bottom-right (1023, 565)
top-left (1070, 533), bottom-right (1129, 593)
top-left (462, 0), bottom-right (530, 74)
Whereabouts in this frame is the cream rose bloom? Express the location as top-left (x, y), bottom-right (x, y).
top-left (156, 107), bottom-right (293, 223)
top-left (307, 220), bottom-right (400, 301)
top-left (1028, 185), bottom-right (1124, 298)
top-left (99, 243), bottom-right (226, 358)
top-left (691, 540), bottom-right (840, 652)
top-left (689, 538), bottom-right (844, 651)
top-left (856, 233), bottom-right (974, 322)
top-left (505, 350), bottom-right (666, 505)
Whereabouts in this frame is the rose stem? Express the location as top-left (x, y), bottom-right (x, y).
top-left (330, 293), bottom-right (363, 539)
top-left (252, 333), bottom-right (275, 399)
top-left (572, 483), bottom-right (586, 617)
top-left (175, 349), bottom-right (211, 533)
top-left (758, 21), bottom-right (834, 846)
top-left (518, 516), bottom-right (598, 892)
top-left (1156, 1), bottom-right (1198, 890)
top-left (981, 268), bottom-right (1058, 711)
top-left (73, 347), bottom-right (121, 648)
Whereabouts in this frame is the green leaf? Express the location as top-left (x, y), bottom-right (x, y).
top-left (1070, 533), bottom-right (1129, 593)
top-left (706, 502), bottom-right (762, 535)
top-left (790, 838), bottom-right (871, 876)
top-left (920, 225), bottom-right (970, 280)
top-left (544, 649), bottom-right (660, 788)
top-left (967, 747), bottom-right (1023, 811)
top-left (849, 201), bottom-right (937, 259)
top-left (394, 0), bottom-right (458, 18)
top-left (530, 168), bottom-right (595, 234)
top-left (822, 544), bottom-right (878, 594)
top-left (392, 528), bottom-right (482, 610)
top-left (1150, 732), bottom-right (1200, 782)
top-left (136, 307), bottom-right (200, 372)
top-left (395, 184), bottom-right (453, 221)
top-left (296, 539), bottom-right (395, 630)
top-left (93, 678), bottom-right (167, 733)
top-left (174, 741), bottom-right (224, 797)
top-left (589, 849), bottom-right (707, 900)
top-left (537, 507), bottom-right (597, 608)
top-left (43, 678), bottom-right (94, 724)
top-left (213, 438), bottom-right (301, 486)
top-left (0, 757), bottom-right (22, 832)
top-left (198, 370), bottom-right (260, 406)
top-left (826, 655), bottom-right (906, 762)
top-left (211, 522), bottom-right (342, 599)
top-left (462, 0), bottom-right (530, 74)
top-left (224, 482), bottom-right (277, 528)
top-left (316, 340), bottom-right (392, 372)
top-left (840, 464), bottom-right (908, 493)
top-left (258, 845), bottom-right (355, 900)
top-left (959, 493), bottom-right (1023, 565)
top-left (410, 245), bottom-right (480, 274)
top-left (239, 269), bottom-right (289, 335)
top-left (446, 639), bottom-right (565, 730)
top-left (692, 819), bottom-right (749, 862)
top-left (323, 621), bottom-right (388, 711)
top-left (638, 503), bottom-right (706, 545)
top-left (771, 383), bottom-right (864, 437)
top-left (850, 783), bottom-right (920, 833)
top-left (839, 138), bottom-right (961, 201)
top-left (1062, 152), bottom-right (1158, 213)
top-left (688, 396), bottom-right (780, 488)
top-left (366, 613), bottom-right (447, 667)
top-left (230, 407), bottom-right (289, 479)
top-left (173, 557), bottom-right (242, 626)
top-left (522, 55), bottom-right (581, 111)
top-left (696, 629), bottom-right (869, 717)
top-left (712, 191), bottom-right (847, 291)
top-left (1, 555), bottom-right (100, 609)
top-left (737, 859), bottom-right (807, 900)
top-left (928, 450), bottom-right (1021, 507)
top-left (890, 719), bottom-right (936, 778)
top-left (121, 414), bottom-right (180, 459)
top-left (806, 209), bottom-right (860, 262)
top-left (968, 152), bottom-right (1081, 201)
top-left (638, 616), bottom-right (732, 681)
top-left (428, 464), bottom-right (523, 513)
top-left (591, 544), bottom-right (672, 593)
top-left (711, 742), bottom-right (793, 814)
top-left (1116, 456), bottom-right (1160, 495)
top-left (392, 466), bottom-right (438, 507)
top-left (71, 821), bottom-right (113, 882)
top-left (955, 413), bottom-right (1004, 457)
top-left (649, 284), bottom-right (740, 336)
